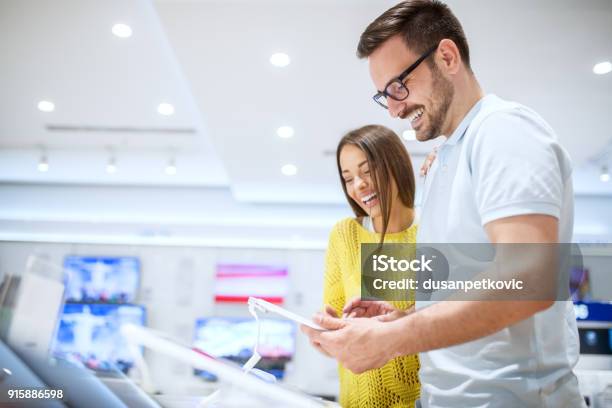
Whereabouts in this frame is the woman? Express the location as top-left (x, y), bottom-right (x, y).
top-left (321, 124), bottom-right (422, 407)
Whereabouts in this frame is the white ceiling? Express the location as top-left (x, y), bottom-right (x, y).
top-left (0, 0), bottom-right (611, 201)
top-left (0, 0), bottom-right (228, 186)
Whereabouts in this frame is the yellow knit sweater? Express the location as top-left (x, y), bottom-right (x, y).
top-left (324, 217), bottom-right (420, 408)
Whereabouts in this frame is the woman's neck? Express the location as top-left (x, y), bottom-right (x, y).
top-left (371, 203), bottom-right (414, 233)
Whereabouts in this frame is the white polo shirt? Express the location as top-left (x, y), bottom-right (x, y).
top-left (416, 94), bottom-right (584, 407)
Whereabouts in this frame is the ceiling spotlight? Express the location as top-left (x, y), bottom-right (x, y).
top-left (112, 23), bottom-right (132, 38)
top-left (37, 153), bottom-right (49, 172)
top-left (593, 61), bottom-right (612, 75)
top-left (106, 157), bottom-right (117, 174)
top-left (157, 103), bottom-right (175, 116)
top-left (165, 158), bottom-right (177, 175)
top-left (277, 126), bottom-right (294, 139)
top-left (270, 52), bottom-right (290, 67)
top-left (281, 164), bottom-right (298, 176)
top-left (37, 100), bottom-right (55, 112)
top-left (601, 166), bottom-right (610, 182)
top-left (402, 129), bottom-right (416, 141)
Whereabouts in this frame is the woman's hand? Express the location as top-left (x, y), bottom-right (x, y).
top-left (420, 147), bottom-right (438, 177)
top-left (342, 296), bottom-right (411, 321)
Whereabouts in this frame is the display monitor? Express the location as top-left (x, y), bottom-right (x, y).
top-left (193, 317), bottom-right (296, 380)
top-left (63, 256), bottom-right (140, 303)
top-left (52, 303), bottom-right (146, 373)
top-left (214, 264), bottom-right (288, 304)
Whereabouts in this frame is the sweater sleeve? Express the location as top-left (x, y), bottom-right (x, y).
top-left (323, 222), bottom-right (345, 317)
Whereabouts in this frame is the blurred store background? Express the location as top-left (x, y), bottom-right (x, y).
top-left (0, 0), bottom-right (611, 406)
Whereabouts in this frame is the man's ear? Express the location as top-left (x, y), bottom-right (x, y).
top-left (437, 39), bottom-right (461, 75)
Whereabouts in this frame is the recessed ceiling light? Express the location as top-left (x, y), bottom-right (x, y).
top-left (157, 103), bottom-right (175, 116)
top-left (270, 52), bottom-right (290, 67)
top-left (593, 61), bottom-right (612, 75)
top-left (601, 166), bottom-right (610, 182)
top-left (277, 126), bottom-right (294, 139)
top-left (37, 100), bottom-right (55, 112)
top-left (112, 23), bottom-right (132, 38)
top-left (281, 164), bottom-right (298, 176)
top-left (402, 129), bottom-right (416, 141)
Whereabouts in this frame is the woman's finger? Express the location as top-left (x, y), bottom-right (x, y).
top-left (342, 296), bottom-right (363, 314)
top-left (324, 304), bottom-right (339, 318)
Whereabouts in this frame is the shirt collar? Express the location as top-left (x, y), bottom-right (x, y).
top-left (443, 94), bottom-right (488, 146)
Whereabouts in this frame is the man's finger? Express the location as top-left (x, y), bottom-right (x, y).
top-left (300, 324), bottom-right (322, 343)
top-left (311, 339), bottom-right (331, 357)
top-left (314, 313), bottom-right (346, 330)
top-left (376, 311), bottom-right (400, 322)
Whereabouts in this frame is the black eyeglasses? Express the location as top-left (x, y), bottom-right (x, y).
top-left (372, 45), bottom-right (438, 109)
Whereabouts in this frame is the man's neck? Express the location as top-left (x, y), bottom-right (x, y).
top-left (443, 74), bottom-right (484, 138)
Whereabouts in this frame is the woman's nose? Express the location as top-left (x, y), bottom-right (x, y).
top-left (354, 175), bottom-right (367, 189)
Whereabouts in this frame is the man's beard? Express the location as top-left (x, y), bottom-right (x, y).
top-left (420, 63), bottom-right (454, 141)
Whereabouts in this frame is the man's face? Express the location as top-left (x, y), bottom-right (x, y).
top-left (368, 35), bottom-right (454, 141)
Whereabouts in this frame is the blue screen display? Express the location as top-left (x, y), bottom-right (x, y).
top-left (52, 303), bottom-right (146, 373)
top-left (193, 317), bottom-right (296, 381)
top-left (63, 256), bottom-right (140, 303)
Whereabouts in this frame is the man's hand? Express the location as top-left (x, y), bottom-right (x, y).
top-left (300, 312), bottom-right (398, 374)
top-left (309, 305), bottom-right (339, 357)
top-left (342, 296), bottom-right (411, 322)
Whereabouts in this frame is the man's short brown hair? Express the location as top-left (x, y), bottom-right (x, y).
top-left (357, 0), bottom-right (470, 68)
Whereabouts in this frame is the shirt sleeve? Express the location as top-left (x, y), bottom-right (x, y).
top-left (470, 109), bottom-right (566, 226)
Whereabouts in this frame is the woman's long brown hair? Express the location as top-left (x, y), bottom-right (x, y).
top-left (336, 125), bottom-right (416, 245)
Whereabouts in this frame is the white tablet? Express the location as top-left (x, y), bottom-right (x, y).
top-left (248, 297), bottom-right (327, 331)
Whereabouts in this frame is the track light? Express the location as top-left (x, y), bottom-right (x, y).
top-left (37, 147), bottom-right (49, 172)
top-left (106, 157), bottom-right (117, 174)
top-left (601, 165), bottom-right (610, 182)
top-left (105, 147), bottom-right (118, 174)
top-left (165, 157), bottom-right (177, 175)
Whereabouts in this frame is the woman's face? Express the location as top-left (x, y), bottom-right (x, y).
top-left (340, 144), bottom-right (398, 219)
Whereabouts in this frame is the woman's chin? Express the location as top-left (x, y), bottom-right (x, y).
top-left (366, 206), bottom-right (381, 219)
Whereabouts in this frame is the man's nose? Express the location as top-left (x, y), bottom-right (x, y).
top-left (387, 98), bottom-right (406, 119)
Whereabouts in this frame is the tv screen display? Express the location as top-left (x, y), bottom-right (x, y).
top-left (63, 256), bottom-right (140, 303)
top-left (52, 303), bottom-right (146, 373)
top-left (193, 317), bottom-right (296, 380)
top-left (214, 264), bottom-right (288, 304)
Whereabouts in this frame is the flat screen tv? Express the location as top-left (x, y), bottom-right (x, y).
top-left (63, 256), bottom-right (140, 303)
top-left (193, 317), bottom-right (296, 381)
top-left (52, 303), bottom-right (146, 373)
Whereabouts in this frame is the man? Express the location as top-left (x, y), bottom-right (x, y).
top-left (301, 1), bottom-right (584, 407)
